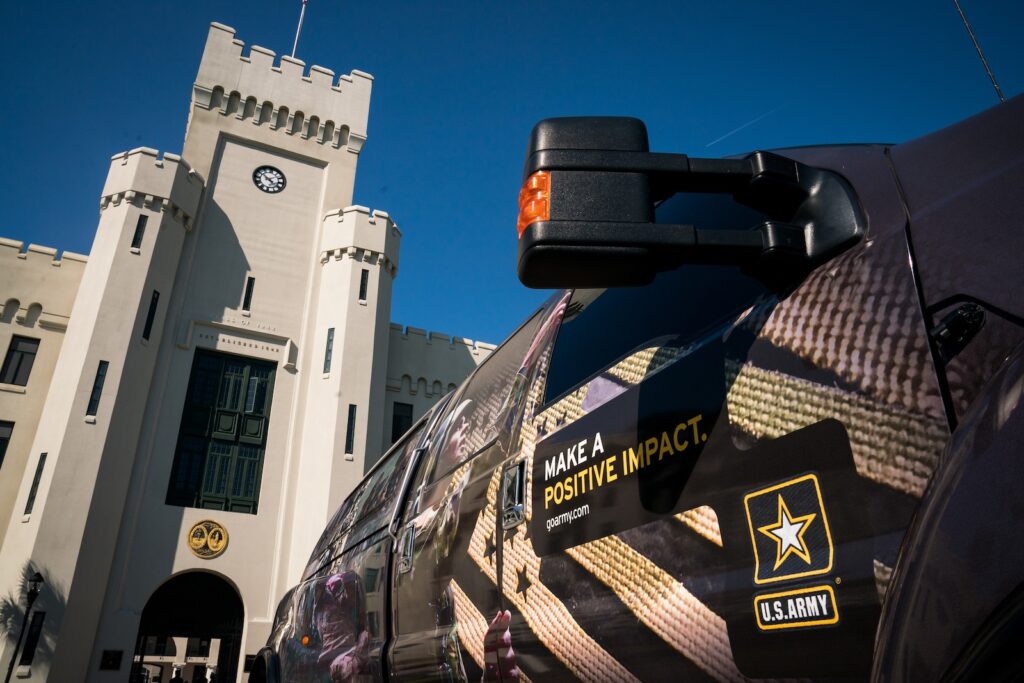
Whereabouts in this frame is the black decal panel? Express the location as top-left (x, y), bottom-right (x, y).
top-left (530, 344), bottom-right (725, 556)
top-left (530, 343), bottom-right (885, 677)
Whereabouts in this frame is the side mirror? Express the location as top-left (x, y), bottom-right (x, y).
top-left (515, 117), bottom-right (865, 288)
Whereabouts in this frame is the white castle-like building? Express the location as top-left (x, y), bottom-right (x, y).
top-left (0, 22), bottom-right (493, 681)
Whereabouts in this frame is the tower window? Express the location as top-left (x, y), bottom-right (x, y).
top-left (131, 215), bottom-right (148, 249)
top-left (166, 349), bottom-right (276, 514)
top-left (142, 290), bottom-right (160, 341)
top-left (18, 611), bottom-right (45, 666)
top-left (391, 402), bottom-right (413, 445)
top-left (0, 421), bottom-right (13, 470)
top-left (86, 360), bottom-right (109, 416)
top-left (359, 269), bottom-right (369, 301)
top-left (1, 336), bottom-right (39, 387)
top-left (242, 277), bottom-right (255, 312)
top-left (323, 327), bottom-right (335, 373)
top-left (345, 404), bottom-right (357, 454)
top-left (24, 452), bottom-right (46, 515)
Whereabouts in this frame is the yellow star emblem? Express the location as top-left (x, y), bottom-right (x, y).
top-left (757, 495), bottom-right (816, 570)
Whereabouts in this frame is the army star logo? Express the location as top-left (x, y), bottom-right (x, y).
top-left (758, 496), bottom-right (816, 569)
top-left (745, 473), bottom-right (833, 584)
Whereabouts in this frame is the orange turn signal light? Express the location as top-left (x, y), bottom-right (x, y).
top-left (517, 171), bottom-right (550, 238)
top-left (301, 635), bottom-right (310, 647)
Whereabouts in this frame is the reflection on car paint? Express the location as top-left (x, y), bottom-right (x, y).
top-left (257, 104), bottom-right (1024, 682)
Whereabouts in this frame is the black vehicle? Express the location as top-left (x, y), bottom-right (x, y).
top-left (252, 94), bottom-right (1024, 682)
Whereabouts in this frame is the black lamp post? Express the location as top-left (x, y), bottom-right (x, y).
top-left (4, 572), bottom-right (43, 683)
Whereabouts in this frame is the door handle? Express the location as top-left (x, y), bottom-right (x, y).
top-left (501, 461), bottom-right (526, 530)
top-left (397, 524), bottom-right (415, 574)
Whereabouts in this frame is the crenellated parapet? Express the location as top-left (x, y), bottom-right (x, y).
top-left (319, 206), bottom-right (400, 277)
top-left (99, 148), bottom-right (205, 230)
top-left (385, 323), bottom-right (495, 399)
top-left (191, 22), bottom-right (372, 155)
top-left (0, 237), bottom-right (87, 330)
top-left (389, 324), bottom-right (497, 354)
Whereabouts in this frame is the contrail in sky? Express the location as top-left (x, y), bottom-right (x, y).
top-left (705, 104), bottom-right (786, 148)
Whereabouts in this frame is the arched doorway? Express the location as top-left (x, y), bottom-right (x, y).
top-left (131, 572), bottom-right (244, 682)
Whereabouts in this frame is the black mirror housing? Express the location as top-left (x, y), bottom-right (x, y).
top-left (516, 117), bottom-right (865, 289)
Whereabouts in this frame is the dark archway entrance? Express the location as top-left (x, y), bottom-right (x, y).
top-left (131, 572), bottom-right (244, 683)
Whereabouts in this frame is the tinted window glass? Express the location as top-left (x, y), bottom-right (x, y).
top-left (0, 421), bottom-right (12, 470)
top-left (1, 336), bottom-right (39, 386)
top-left (142, 290), bottom-right (160, 340)
top-left (544, 192), bottom-right (774, 406)
top-left (24, 452), bottom-right (47, 515)
top-left (304, 422), bottom-right (424, 578)
top-left (423, 310), bottom-right (543, 484)
top-left (344, 404), bottom-right (357, 454)
top-left (86, 360), bottom-right (109, 416)
top-left (391, 402), bottom-right (413, 444)
top-left (131, 214), bottom-right (147, 249)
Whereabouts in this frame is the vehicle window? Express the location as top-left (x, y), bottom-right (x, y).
top-left (303, 422), bottom-right (424, 579)
top-left (422, 309), bottom-right (544, 484)
top-left (543, 192), bottom-right (775, 407)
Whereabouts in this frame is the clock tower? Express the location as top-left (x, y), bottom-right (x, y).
top-left (0, 21), bottom-right (441, 682)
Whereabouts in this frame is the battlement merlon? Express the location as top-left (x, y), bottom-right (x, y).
top-left (320, 206), bottom-right (401, 275)
top-left (0, 238), bottom-right (88, 269)
top-left (387, 323), bottom-right (497, 353)
top-left (193, 22), bottom-right (372, 145)
top-left (0, 237), bottom-right (88, 324)
top-left (100, 148), bottom-right (205, 228)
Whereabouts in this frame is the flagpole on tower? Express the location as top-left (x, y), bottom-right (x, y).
top-left (291, 0), bottom-right (308, 58)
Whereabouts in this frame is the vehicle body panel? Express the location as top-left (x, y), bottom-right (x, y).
top-left (257, 96), bottom-right (1024, 682)
top-left (874, 344), bottom-right (1024, 682)
top-left (489, 170), bottom-right (949, 680)
top-left (891, 94), bottom-right (1024, 422)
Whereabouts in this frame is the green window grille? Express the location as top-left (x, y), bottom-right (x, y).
top-left (166, 349), bottom-right (276, 514)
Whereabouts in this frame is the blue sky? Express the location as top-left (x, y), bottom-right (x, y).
top-left (1, 0), bottom-right (1021, 344)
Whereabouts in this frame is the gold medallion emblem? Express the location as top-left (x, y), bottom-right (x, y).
top-left (187, 520), bottom-right (228, 559)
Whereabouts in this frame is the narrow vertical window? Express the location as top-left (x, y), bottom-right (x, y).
top-left (1, 336), bottom-right (40, 386)
top-left (344, 404), bottom-right (357, 454)
top-left (391, 402), bottom-right (413, 445)
top-left (131, 215), bottom-right (148, 249)
top-left (323, 327), bottom-right (335, 373)
top-left (18, 611), bottom-right (45, 666)
top-left (0, 421), bottom-right (13, 470)
top-left (142, 290), bottom-right (160, 340)
top-left (87, 360), bottom-right (109, 416)
top-left (24, 452), bottom-right (46, 515)
top-left (242, 276), bottom-right (255, 311)
top-left (358, 269), bottom-right (369, 301)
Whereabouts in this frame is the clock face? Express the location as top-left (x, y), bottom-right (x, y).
top-left (252, 166), bottom-right (286, 194)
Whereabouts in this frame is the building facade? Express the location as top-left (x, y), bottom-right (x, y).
top-left (0, 22), bottom-right (493, 682)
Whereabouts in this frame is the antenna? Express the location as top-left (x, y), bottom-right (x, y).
top-left (952, 0), bottom-right (1006, 103)
top-left (291, 0), bottom-right (309, 59)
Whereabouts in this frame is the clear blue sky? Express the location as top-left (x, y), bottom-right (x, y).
top-left (1, 0), bottom-right (1021, 344)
